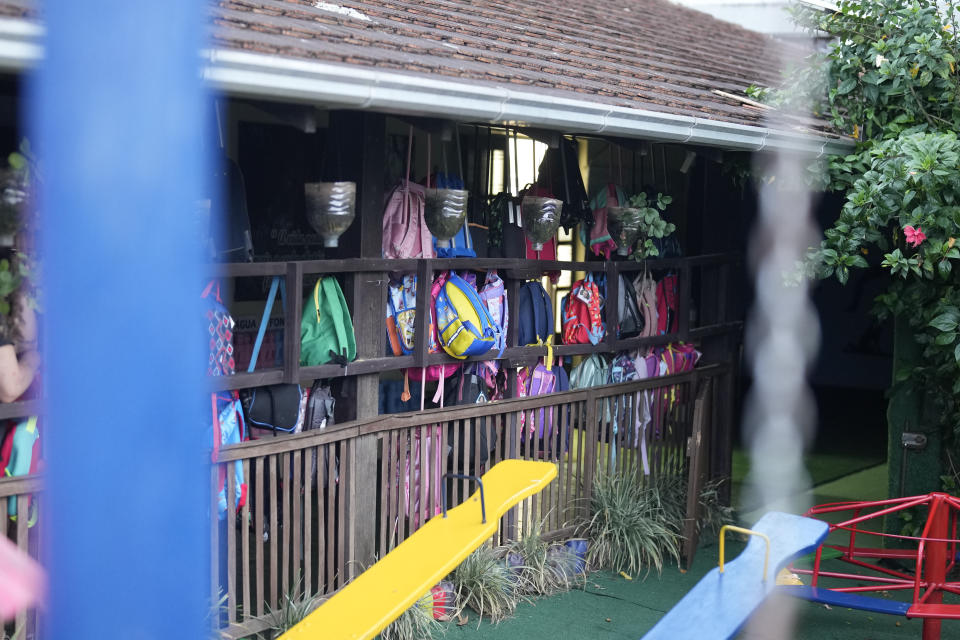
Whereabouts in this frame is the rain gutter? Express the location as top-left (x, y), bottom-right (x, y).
top-left (0, 18), bottom-right (852, 155)
top-left (202, 50), bottom-right (851, 155)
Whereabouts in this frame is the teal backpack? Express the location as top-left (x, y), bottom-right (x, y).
top-left (570, 353), bottom-right (610, 389)
top-left (300, 276), bottom-right (357, 366)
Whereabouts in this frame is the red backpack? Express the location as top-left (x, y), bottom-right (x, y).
top-left (561, 273), bottom-right (605, 345)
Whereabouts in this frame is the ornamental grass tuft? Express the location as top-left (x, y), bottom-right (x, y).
top-left (451, 544), bottom-right (520, 623)
top-left (378, 593), bottom-right (444, 640)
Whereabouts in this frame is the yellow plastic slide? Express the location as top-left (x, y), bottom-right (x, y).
top-left (279, 459), bottom-right (558, 640)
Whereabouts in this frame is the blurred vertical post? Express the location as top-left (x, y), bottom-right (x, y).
top-left (34, 2), bottom-right (209, 638)
top-left (742, 38), bottom-right (821, 638)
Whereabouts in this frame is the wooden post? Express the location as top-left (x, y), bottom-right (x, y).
top-left (283, 261), bottom-right (303, 384)
top-left (605, 260), bottom-right (619, 347)
top-left (326, 111), bottom-right (386, 578)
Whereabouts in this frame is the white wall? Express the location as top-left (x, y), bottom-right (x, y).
top-left (670, 0), bottom-right (805, 39)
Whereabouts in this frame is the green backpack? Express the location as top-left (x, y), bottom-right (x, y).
top-left (300, 276), bottom-right (357, 366)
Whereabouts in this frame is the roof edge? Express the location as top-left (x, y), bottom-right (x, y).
top-left (0, 18), bottom-right (852, 155)
top-left (204, 49), bottom-right (851, 155)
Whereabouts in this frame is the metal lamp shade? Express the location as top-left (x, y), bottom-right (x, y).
top-left (521, 196), bottom-right (563, 251)
top-left (304, 181), bottom-right (356, 248)
top-left (424, 188), bottom-right (468, 248)
top-left (607, 207), bottom-right (643, 256)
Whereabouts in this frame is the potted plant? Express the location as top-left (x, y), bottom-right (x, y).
top-left (625, 192), bottom-right (676, 260)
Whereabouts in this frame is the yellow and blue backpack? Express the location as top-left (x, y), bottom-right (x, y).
top-left (435, 271), bottom-right (503, 359)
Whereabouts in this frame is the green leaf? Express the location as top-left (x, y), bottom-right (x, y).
top-left (7, 152), bottom-right (25, 170)
top-left (837, 78), bottom-right (857, 95)
top-left (955, 341), bottom-right (960, 362)
top-left (930, 313), bottom-right (959, 333)
top-left (936, 332), bottom-right (957, 346)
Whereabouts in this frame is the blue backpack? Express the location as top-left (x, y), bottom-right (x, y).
top-left (431, 173), bottom-right (475, 258)
top-left (518, 281), bottom-right (554, 349)
top-left (435, 272), bottom-right (503, 359)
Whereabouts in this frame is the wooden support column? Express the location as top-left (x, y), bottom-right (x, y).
top-left (604, 260), bottom-right (619, 346)
top-left (283, 261), bottom-right (303, 384)
top-left (326, 111), bottom-right (386, 577)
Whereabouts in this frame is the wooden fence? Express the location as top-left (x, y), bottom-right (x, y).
top-left (0, 252), bottom-right (740, 638)
top-left (0, 474), bottom-right (43, 639)
top-left (213, 365), bottom-right (726, 638)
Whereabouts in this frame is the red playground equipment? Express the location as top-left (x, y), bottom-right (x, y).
top-left (784, 493), bottom-right (960, 640)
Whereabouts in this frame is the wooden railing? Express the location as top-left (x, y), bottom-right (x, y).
top-left (207, 254), bottom-right (740, 391)
top-left (0, 252), bottom-right (741, 638)
top-left (213, 365), bottom-right (727, 638)
top-left (0, 474), bottom-right (42, 639)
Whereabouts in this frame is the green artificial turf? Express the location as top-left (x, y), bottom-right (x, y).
top-left (731, 449), bottom-right (886, 513)
top-left (446, 463), bottom-right (960, 640)
top-left (443, 538), bottom-right (934, 640)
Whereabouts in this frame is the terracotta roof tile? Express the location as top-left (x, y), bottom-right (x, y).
top-left (0, 0), bottom-right (828, 131)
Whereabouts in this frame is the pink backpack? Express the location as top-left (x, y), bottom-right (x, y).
top-left (383, 126), bottom-right (435, 260)
top-left (588, 184), bottom-right (624, 260)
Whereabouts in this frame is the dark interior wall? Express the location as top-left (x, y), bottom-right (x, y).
top-left (697, 152), bottom-right (892, 458)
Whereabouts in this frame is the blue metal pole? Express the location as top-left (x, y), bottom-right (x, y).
top-left (33, 2), bottom-right (210, 637)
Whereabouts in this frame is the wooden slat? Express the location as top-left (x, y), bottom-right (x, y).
top-left (211, 465), bottom-right (220, 608)
top-left (241, 459), bottom-right (251, 622)
top-left (378, 435), bottom-right (388, 557)
top-left (304, 448), bottom-right (313, 597)
top-left (581, 398), bottom-right (598, 520)
top-left (451, 419), bottom-right (460, 506)
top-left (227, 466), bottom-right (237, 624)
top-left (397, 430), bottom-right (409, 545)
top-left (209, 369), bottom-right (285, 393)
top-left (0, 399), bottom-right (41, 421)
top-left (269, 455), bottom-right (279, 609)
top-left (282, 452), bottom-right (291, 598)
top-left (292, 449), bottom-right (302, 598)
top-left (15, 494), bottom-right (27, 635)
top-left (254, 457), bottom-right (264, 617)
top-left (325, 442), bottom-right (336, 592)
top-left (387, 430), bottom-right (398, 551)
top-left (337, 440), bottom-right (349, 590)
top-left (419, 424), bottom-right (428, 532)
top-left (316, 445), bottom-right (326, 594)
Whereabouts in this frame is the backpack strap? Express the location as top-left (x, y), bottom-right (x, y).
top-left (607, 183), bottom-right (619, 208)
top-left (201, 280), bottom-right (222, 303)
top-left (248, 275), bottom-right (286, 373)
top-left (527, 282), bottom-right (553, 365)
